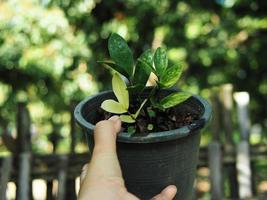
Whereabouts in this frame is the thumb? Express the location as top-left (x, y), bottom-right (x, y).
top-left (93, 115), bottom-right (121, 153)
top-left (78, 116), bottom-right (122, 197)
top-left (85, 116), bottom-right (123, 180)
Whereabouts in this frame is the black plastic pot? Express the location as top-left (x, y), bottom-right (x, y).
top-left (74, 89), bottom-right (211, 200)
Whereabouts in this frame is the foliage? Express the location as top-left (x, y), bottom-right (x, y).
top-left (0, 0), bottom-right (97, 151)
top-left (0, 0), bottom-right (267, 151)
top-left (100, 33), bottom-right (191, 124)
top-left (51, 0), bottom-right (266, 128)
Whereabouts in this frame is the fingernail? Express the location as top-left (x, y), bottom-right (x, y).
top-left (109, 115), bottom-right (120, 122)
top-left (109, 116), bottom-right (121, 134)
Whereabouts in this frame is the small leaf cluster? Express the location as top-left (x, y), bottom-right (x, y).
top-left (100, 33), bottom-right (191, 124)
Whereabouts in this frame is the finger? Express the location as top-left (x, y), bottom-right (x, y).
top-left (87, 116), bottom-right (123, 179)
top-left (93, 115), bottom-right (121, 153)
top-left (151, 185), bottom-right (177, 200)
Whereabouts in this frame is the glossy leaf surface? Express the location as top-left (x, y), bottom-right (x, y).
top-left (108, 33), bottom-right (134, 77)
top-left (160, 64), bottom-right (183, 88)
top-left (97, 61), bottom-right (129, 79)
top-left (154, 47), bottom-right (168, 76)
top-left (159, 92), bottom-right (191, 109)
top-left (134, 50), bottom-right (153, 86)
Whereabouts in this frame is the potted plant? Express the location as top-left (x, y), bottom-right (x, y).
top-left (74, 33), bottom-right (211, 200)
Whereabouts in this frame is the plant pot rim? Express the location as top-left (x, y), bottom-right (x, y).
top-left (74, 89), bottom-right (212, 143)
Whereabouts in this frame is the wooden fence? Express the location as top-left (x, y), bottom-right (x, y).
top-left (0, 84), bottom-right (267, 200)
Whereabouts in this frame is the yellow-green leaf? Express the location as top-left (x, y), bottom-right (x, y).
top-left (120, 115), bottom-right (136, 123)
top-left (101, 99), bottom-right (127, 114)
top-left (112, 73), bottom-right (129, 109)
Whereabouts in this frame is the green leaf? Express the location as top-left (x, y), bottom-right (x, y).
top-left (134, 50), bottom-right (154, 86)
top-left (112, 73), bottom-right (129, 109)
top-left (147, 124), bottom-right (154, 131)
top-left (159, 92), bottom-right (191, 109)
top-left (120, 114), bottom-right (136, 123)
top-left (159, 63), bottom-right (184, 88)
top-left (101, 100), bottom-right (127, 114)
top-left (97, 61), bottom-right (129, 79)
top-left (108, 33), bottom-right (134, 77)
top-left (147, 108), bottom-right (156, 118)
top-left (137, 59), bottom-right (157, 74)
top-left (154, 47), bottom-right (168, 76)
top-left (133, 99), bottom-right (148, 118)
top-left (127, 126), bottom-right (136, 134)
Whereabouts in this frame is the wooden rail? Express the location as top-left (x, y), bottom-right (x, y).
top-left (0, 84), bottom-right (267, 200)
top-left (1, 145), bottom-right (266, 181)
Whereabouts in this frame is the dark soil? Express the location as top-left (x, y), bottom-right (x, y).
top-left (93, 98), bottom-right (200, 135)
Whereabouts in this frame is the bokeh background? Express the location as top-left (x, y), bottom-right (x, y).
top-left (0, 0), bottom-right (267, 199)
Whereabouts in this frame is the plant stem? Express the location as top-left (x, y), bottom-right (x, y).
top-left (127, 111), bottom-right (136, 120)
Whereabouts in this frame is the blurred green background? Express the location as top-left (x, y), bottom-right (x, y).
top-left (0, 0), bottom-right (267, 154)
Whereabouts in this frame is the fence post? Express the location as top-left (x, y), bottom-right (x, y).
top-left (0, 156), bottom-right (13, 200)
top-left (46, 180), bottom-right (53, 200)
top-left (65, 101), bottom-right (78, 200)
top-left (208, 89), bottom-right (223, 200)
top-left (47, 126), bottom-right (62, 200)
top-left (220, 84), bottom-right (234, 147)
top-left (70, 101), bottom-right (78, 153)
top-left (17, 153), bottom-right (32, 200)
top-left (220, 84), bottom-right (239, 198)
top-left (234, 92), bottom-right (253, 198)
top-left (57, 155), bottom-right (68, 200)
top-left (16, 102), bottom-right (32, 200)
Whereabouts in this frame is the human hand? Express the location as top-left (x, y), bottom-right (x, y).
top-left (78, 116), bottom-right (177, 200)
